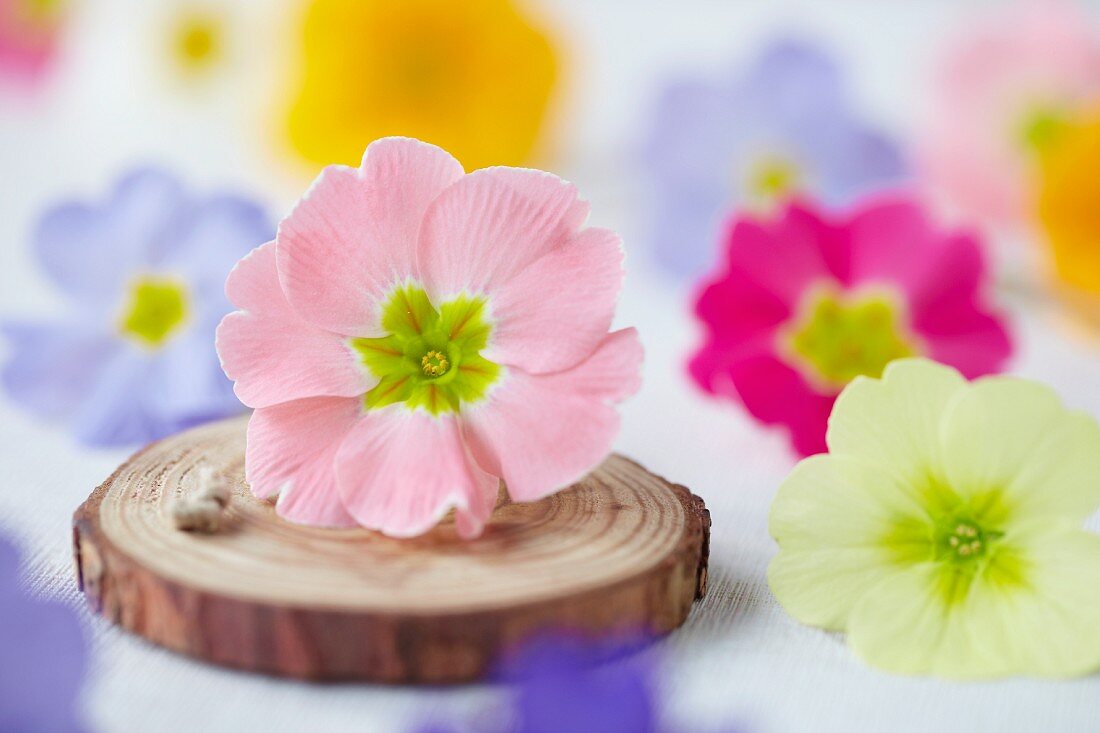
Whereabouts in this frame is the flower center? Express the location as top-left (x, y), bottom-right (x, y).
top-left (939, 520), bottom-right (987, 560)
top-left (172, 11), bottom-right (222, 74)
top-left (350, 285), bottom-right (500, 415)
top-left (782, 287), bottom-right (918, 391)
top-left (420, 350), bottom-right (449, 377)
top-left (1018, 104), bottom-right (1069, 153)
top-left (18, 0), bottom-right (63, 24)
top-left (118, 276), bottom-right (189, 348)
top-left (882, 478), bottom-right (1021, 607)
top-left (746, 155), bottom-right (801, 201)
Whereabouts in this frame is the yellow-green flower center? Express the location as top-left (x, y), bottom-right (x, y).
top-left (420, 350), bottom-right (449, 377)
top-left (884, 479), bottom-right (1019, 607)
top-left (784, 288), bottom-right (917, 391)
top-left (746, 155), bottom-right (801, 201)
top-left (172, 11), bottom-right (222, 74)
top-left (350, 285), bottom-right (500, 415)
top-left (18, 0), bottom-right (63, 24)
top-left (937, 520), bottom-right (990, 561)
top-left (1019, 105), bottom-right (1069, 153)
top-left (118, 276), bottom-right (189, 348)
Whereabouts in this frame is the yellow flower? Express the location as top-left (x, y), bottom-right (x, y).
top-left (286, 0), bottom-right (560, 171)
top-left (1036, 110), bottom-right (1100, 294)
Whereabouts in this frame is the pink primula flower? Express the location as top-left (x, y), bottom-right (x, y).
top-left (0, 0), bottom-right (66, 88)
top-left (216, 137), bottom-right (641, 538)
top-left (918, 0), bottom-right (1100, 229)
top-left (689, 195), bottom-right (1012, 457)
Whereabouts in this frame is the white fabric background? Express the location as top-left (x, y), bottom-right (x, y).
top-left (2, 1), bottom-right (1099, 731)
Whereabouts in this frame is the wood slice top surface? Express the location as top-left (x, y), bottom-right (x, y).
top-left (73, 415), bottom-right (710, 682)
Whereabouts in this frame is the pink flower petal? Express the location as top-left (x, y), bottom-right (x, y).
top-left (914, 293), bottom-right (1013, 380)
top-left (277, 137), bottom-right (464, 336)
top-left (847, 197), bottom-right (942, 297)
top-left (462, 328), bottom-right (643, 502)
top-left (482, 226), bottom-right (624, 374)
top-left (417, 167), bottom-right (586, 301)
top-left (690, 194), bottom-right (1011, 458)
top-left (335, 407), bottom-right (499, 538)
top-left (246, 397), bottom-right (362, 527)
top-left (727, 354), bottom-right (834, 457)
top-left (689, 261), bottom-right (794, 395)
top-left (719, 205), bottom-right (848, 309)
top-left (216, 242), bottom-right (371, 408)
top-left (918, 0), bottom-right (1100, 227)
top-left (846, 196), bottom-right (1013, 378)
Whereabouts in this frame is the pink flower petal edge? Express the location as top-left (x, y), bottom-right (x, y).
top-left (689, 193), bottom-right (1013, 457)
top-left (216, 137), bottom-right (642, 537)
top-left (216, 242), bottom-right (371, 408)
top-left (463, 328), bottom-right (644, 503)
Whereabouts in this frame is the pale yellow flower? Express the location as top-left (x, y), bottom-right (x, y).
top-left (770, 359), bottom-right (1100, 678)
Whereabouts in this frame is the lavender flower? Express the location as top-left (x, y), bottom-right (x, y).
top-left (0, 536), bottom-right (88, 732)
top-left (2, 167), bottom-right (273, 446)
top-left (416, 637), bottom-right (740, 733)
top-left (642, 38), bottom-right (907, 278)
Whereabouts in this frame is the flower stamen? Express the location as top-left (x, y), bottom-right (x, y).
top-left (944, 521), bottom-right (987, 560)
top-left (421, 350), bottom-right (449, 377)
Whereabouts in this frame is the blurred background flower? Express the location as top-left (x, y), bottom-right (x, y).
top-left (0, 0), bottom-right (67, 90)
top-left (285, 0), bottom-right (561, 172)
top-left (164, 3), bottom-right (225, 81)
top-left (641, 39), bottom-right (906, 279)
top-left (0, 533), bottom-right (89, 732)
top-left (918, 0), bottom-right (1100, 236)
top-left (1034, 106), bottom-right (1100, 334)
top-left (415, 636), bottom-right (741, 733)
top-left (1, 167), bottom-right (272, 446)
top-left (689, 195), bottom-right (1012, 456)
top-left (1037, 109), bottom-right (1100, 296)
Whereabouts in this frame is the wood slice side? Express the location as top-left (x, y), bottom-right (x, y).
top-left (73, 415), bottom-right (710, 683)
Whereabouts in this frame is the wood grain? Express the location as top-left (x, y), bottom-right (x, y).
top-left (73, 415), bottom-right (710, 683)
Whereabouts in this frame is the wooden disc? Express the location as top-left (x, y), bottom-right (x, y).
top-left (72, 416), bottom-right (710, 683)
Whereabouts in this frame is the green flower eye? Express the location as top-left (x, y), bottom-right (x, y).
top-left (784, 288), bottom-right (917, 390)
top-left (350, 285), bottom-right (501, 415)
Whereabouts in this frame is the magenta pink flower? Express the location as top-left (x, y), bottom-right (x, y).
top-left (689, 194), bottom-right (1012, 457)
top-left (918, 0), bottom-right (1100, 229)
top-left (0, 0), bottom-right (66, 89)
top-left (216, 137), bottom-right (640, 537)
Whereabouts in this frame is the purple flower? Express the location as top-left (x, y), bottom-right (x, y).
top-left (642, 38), bottom-right (907, 278)
top-left (2, 167), bottom-right (273, 446)
top-left (504, 639), bottom-right (658, 733)
top-left (0, 535), bottom-right (88, 732)
top-left (414, 637), bottom-right (741, 733)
